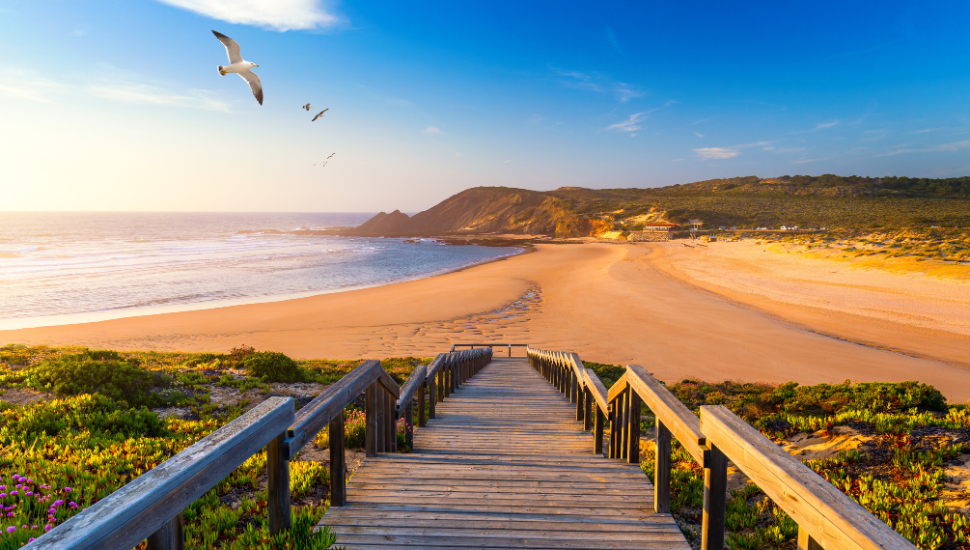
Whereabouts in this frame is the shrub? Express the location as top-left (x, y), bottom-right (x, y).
top-left (0, 394), bottom-right (166, 439)
top-left (240, 352), bottom-right (305, 383)
top-left (26, 350), bottom-right (182, 408)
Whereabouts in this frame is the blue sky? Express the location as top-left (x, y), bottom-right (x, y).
top-left (1, 0), bottom-right (969, 212)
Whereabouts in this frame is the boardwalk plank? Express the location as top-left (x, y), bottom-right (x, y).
top-left (318, 357), bottom-right (690, 550)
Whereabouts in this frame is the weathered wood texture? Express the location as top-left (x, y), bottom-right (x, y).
top-left (319, 358), bottom-right (689, 549)
top-left (26, 397), bottom-right (294, 550)
top-left (701, 406), bottom-right (918, 550)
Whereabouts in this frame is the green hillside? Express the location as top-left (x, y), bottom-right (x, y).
top-left (351, 175), bottom-right (970, 237)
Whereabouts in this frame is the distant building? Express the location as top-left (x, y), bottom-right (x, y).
top-left (642, 223), bottom-right (678, 231)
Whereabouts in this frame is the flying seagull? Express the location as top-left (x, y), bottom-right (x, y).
top-left (212, 30), bottom-right (263, 105)
top-left (316, 153), bottom-right (336, 167)
top-left (312, 108), bottom-right (329, 121)
top-left (302, 103), bottom-right (311, 111)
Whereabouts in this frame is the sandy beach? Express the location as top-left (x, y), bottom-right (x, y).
top-left (4, 242), bottom-right (970, 401)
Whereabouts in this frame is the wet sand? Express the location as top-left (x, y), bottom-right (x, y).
top-left (3, 242), bottom-right (969, 401)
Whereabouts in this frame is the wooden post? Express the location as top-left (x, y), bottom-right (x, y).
top-left (655, 419), bottom-right (672, 513)
top-left (797, 527), bottom-right (824, 550)
top-left (384, 390), bottom-right (397, 453)
top-left (627, 389), bottom-right (641, 464)
top-left (329, 412), bottom-right (346, 507)
top-left (365, 383), bottom-right (378, 457)
top-left (146, 513), bottom-right (184, 550)
top-left (267, 431), bottom-right (291, 534)
top-left (418, 381), bottom-right (427, 427)
top-left (575, 377), bottom-right (583, 421)
top-left (583, 387), bottom-right (593, 431)
top-left (450, 363), bottom-right (456, 394)
top-left (508, 345), bottom-right (511, 357)
top-left (428, 376), bottom-right (437, 419)
top-left (619, 390), bottom-right (629, 460)
top-left (594, 405), bottom-right (605, 456)
top-left (405, 400), bottom-right (414, 449)
top-left (701, 444), bottom-right (728, 550)
top-left (438, 370), bottom-right (446, 400)
top-left (608, 401), bottom-right (617, 459)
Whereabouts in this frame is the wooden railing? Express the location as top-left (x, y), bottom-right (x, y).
top-left (526, 346), bottom-right (918, 550)
top-left (450, 342), bottom-right (528, 357)
top-left (25, 347), bottom-right (493, 550)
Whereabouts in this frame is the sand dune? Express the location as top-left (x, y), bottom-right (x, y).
top-left (3, 243), bottom-right (969, 401)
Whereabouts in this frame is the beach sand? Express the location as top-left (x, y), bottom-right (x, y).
top-left (3, 242), bottom-right (969, 401)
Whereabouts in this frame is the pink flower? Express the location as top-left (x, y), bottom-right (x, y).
top-left (5, 526), bottom-right (14, 533)
top-left (6, 512), bottom-right (13, 518)
top-left (68, 502), bottom-right (77, 509)
top-left (9, 491), bottom-right (16, 496)
top-left (45, 524), bottom-right (52, 532)
top-left (25, 492), bottom-right (32, 496)
top-left (63, 487), bottom-right (71, 493)
top-left (31, 525), bottom-right (37, 529)
top-left (54, 500), bottom-right (63, 507)
top-left (0, 494), bottom-right (6, 499)
top-left (29, 538), bottom-right (36, 543)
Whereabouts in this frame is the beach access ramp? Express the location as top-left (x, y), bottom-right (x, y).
top-left (26, 345), bottom-right (919, 550)
top-left (319, 356), bottom-right (687, 549)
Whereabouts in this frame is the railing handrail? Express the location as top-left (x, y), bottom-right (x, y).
top-left (28, 348), bottom-right (494, 550)
top-left (701, 406), bottom-right (917, 550)
top-left (525, 345), bottom-right (918, 550)
top-left (26, 398), bottom-right (295, 550)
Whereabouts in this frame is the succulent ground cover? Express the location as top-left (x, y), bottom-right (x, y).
top-left (0, 345), bottom-right (427, 549)
top-left (582, 362), bottom-right (970, 550)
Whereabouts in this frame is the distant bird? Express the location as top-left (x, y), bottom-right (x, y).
top-left (302, 103), bottom-right (311, 111)
top-left (316, 153), bottom-right (336, 168)
top-left (312, 108), bottom-right (329, 122)
top-left (326, 153), bottom-right (336, 160)
top-left (212, 30), bottom-right (263, 105)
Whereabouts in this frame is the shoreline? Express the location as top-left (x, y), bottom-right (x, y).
top-left (0, 243), bottom-right (528, 331)
top-left (4, 242), bottom-right (970, 400)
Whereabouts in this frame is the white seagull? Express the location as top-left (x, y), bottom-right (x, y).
top-left (212, 30), bottom-right (263, 105)
top-left (312, 108), bottom-right (329, 121)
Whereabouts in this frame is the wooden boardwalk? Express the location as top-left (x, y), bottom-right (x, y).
top-left (319, 357), bottom-right (690, 549)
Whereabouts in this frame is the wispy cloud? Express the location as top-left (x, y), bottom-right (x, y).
top-left (550, 67), bottom-right (644, 102)
top-left (694, 132), bottom-right (704, 138)
top-left (528, 114), bottom-right (546, 125)
top-left (694, 147), bottom-right (739, 160)
top-left (423, 126), bottom-right (441, 134)
top-left (879, 139), bottom-right (970, 157)
top-left (0, 69), bottom-right (65, 103)
top-left (792, 157), bottom-right (825, 164)
top-left (762, 146), bottom-right (775, 150)
top-left (0, 64), bottom-right (234, 112)
top-left (153, 0), bottom-right (339, 31)
top-left (89, 84), bottom-right (230, 112)
top-left (606, 112), bottom-right (646, 133)
top-left (814, 120), bottom-right (840, 130)
top-left (606, 26), bottom-right (623, 54)
top-left (503, 160), bottom-right (513, 164)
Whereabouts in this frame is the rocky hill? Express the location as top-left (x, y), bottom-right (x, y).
top-left (351, 175), bottom-right (970, 237)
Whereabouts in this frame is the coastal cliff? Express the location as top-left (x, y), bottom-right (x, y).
top-left (351, 176), bottom-right (970, 237)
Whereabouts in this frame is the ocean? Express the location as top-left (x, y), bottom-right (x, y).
top-left (0, 212), bottom-right (522, 330)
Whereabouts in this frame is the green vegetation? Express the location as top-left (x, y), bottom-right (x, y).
top-left (240, 351), bottom-right (306, 383)
top-left (0, 344), bottom-right (431, 549)
top-left (352, 176), bottom-right (970, 238)
top-left (617, 374), bottom-right (970, 549)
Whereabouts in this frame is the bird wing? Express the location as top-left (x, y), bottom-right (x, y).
top-left (212, 31), bottom-right (243, 64)
top-left (312, 108), bottom-right (329, 121)
top-left (238, 70), bottom-right (263, 105)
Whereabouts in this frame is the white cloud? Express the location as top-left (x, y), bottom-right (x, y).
top-left (606, 26), bottom-right (623, 54)
top-left (550, 67), bottom-right (645, 102)
top-left (503, 160), bottom-right (513, 164)
top-left (814, 120), bottom-right (840, 130)
top-left (423, 126), bottom-right (441, 134)
top-left (89, 83), bottom-right (230, 112)
top-left (762, 146), bottom-right (775, 150)
top-left (694, 132), bottom-right (704, 138)
top-left (630, 133), bottom-right (637, 137)
top-left (153, 0), bottom-right (338, 31)
top-left (0, 69), bottom-right (65, 103)
top-left (606, 112), bottom-right (646, 133)
top-left (879, 139), bottom-right (970, 157)
top-left (694, 147), bottom-right (739, 160)
top-left (792, 157), bottom-right (825, 164)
